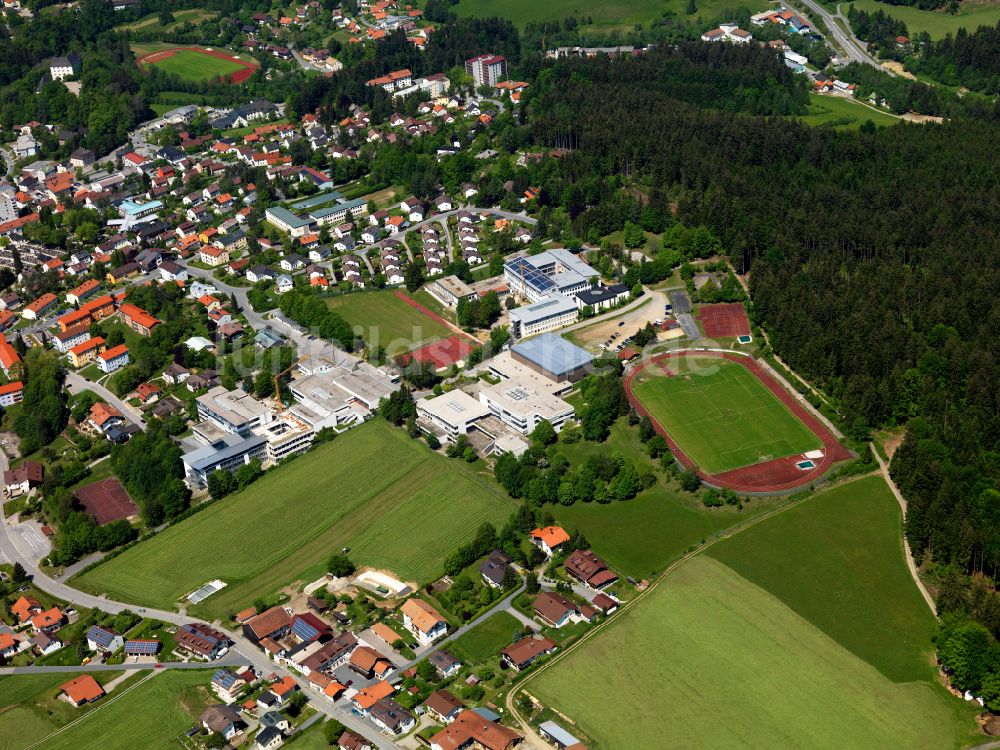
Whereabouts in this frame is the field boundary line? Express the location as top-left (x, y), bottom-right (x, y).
top-left (870, 443), bottom-right (935, 614)
top-left (506, 471), bottom-right (880, 738)
top-left (20, 670), bottom-right (159, 750)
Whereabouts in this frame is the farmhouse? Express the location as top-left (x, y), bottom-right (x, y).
top-left (244, 606), bottom-right (292, 644)
top-left (176, 623), bottom-right (232, 659)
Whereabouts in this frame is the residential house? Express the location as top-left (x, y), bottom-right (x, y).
top-left (30, 607), bottom-right (65, 632)
top-left (425, 689), bottom-right (464, 724)
top-left (530, 526), bottom-right (570, 556)
top-left (212, 669), bottom-right (247, 703)
top-left (0, 336), bottom-right (21, 378)
top-left (428, 649), bottom-right (462, 678)
top-left (3, 461), bottom-right (42, 496)
top-left (254, 726), bottom-right (285, 750)
top-left (0, 381), bottom-right (23, 408)
top-left (349, 646), bottom-right (393, 680)
top-left (200, 704), bottom-right (243, 740)
top-left (479, 549), bottom-right (513, 589)
top-left (199, 246), bottom-right (230, 267)
top-left (11, 595), bottom-right (43, 624)
top-left (369, 698), bottom-right (415, 735)
top-left (97, 344), bottom-right (130, 374)
top-left (88, 402), bottom-right (124, 433)
top-left (59, 675), bottom-right (104, 707)
top-left (21, 292), bottom-right (57, 320)
top-left (500, 636), bottom-right (557, 671)
top-left (338, 731), bottom-right (372, 750)
top-left (400, 598), bottom-right (448, 646)
top-left (533, 592), bottom-right (578, 628)
top-left (86, 625), bottom-right (124, 653)
top-left (429, 709), bottom-right (522, 750)
top-left (564, 549), bottom-right (618, 590)
top-left (119, 303), bottom-right (161, 336)
top-left (68, 336), bottom-right (106, 368)
top-left (176, 623), bottom-right (232, 659)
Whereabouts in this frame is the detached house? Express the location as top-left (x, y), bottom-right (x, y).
top-left (400, 598), bottom-right (447, 646)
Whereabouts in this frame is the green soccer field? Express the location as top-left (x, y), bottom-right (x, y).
top-left (630, 357), bottom-right (822, 474)
top-left (529, 477), bottom-right (978, 750)
top-left (74, 421), bottom-right (516, 620)
top-left (142, 49), bottom-right (247, 82)
top-left (326, 291), bottom-right (455, 353)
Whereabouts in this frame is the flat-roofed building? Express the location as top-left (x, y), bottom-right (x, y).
top-left (426, 275), bottom-right (476, 308)
top-left (416, 390), bottom-right (490, 441)
top-left (182, 433), bottom-right (267, 487)
top-left (508, 295), bottom-right (579, 339)
top-left (510, 333), bottom-right (594, 383)
top-left (479, 381), bottom-right (574, 435)
top-left (255, 415), bottom-right (315, 462)
top-left (504, 248), bottom-right (598, 303)
top-left (197, 386), bottom-right (273, 436)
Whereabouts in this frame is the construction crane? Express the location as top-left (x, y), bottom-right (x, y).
top-left (273, 356), bottom-right (306, 414)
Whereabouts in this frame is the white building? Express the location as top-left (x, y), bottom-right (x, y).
top-left (479, 381), bottom-right (574, 435)
top-left (508, 295), bottom-right (579, 339)
top-left (416, 390), bottom-right (491, 442)
top-left (196, 386), bottom-right (274, 436)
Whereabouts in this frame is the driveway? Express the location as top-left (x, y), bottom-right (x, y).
top-left (64, 371), bottom-right (146, 428)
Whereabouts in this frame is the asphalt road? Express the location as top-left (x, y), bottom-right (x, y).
top-left (64, 370), bottom-right (146, 428)
top-left (798, 0), bottom-right (881, 66)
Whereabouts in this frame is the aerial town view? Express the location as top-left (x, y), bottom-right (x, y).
top-left (0, 0), bottom-right (997, 747)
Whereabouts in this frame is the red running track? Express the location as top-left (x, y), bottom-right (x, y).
top-left (135, 46), bottom-right (259, 84)
top-left (624, 351), bottom-right (851, 493)
top-left (393, 290), bottom-right (478, 343)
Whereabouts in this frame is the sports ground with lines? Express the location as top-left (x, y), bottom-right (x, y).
top-left (626, 351), bottom-right (851, 491)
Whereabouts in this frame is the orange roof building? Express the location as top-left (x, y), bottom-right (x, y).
top-left (0, 335), bottom-right (22, 376)
top-left (119, 303), bottom-right (161, 336)
top-left (352, 680), bottom-right (394, 711)
top-left (12, 595), bottom-right (41, 623)
top-left (22, 292), bottom-right (57, 320)
top-left (530, 526), bottom-right (571, 554)
top-left (271, 675), bottom-right (298, 698)
top-left (68, 336), bottom-right (106, 368)
top-left (30, 607), bottom-right (64, 631)
top-left (59, 675), bottom-right (105, 706)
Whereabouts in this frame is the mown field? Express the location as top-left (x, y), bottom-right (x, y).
top-left (326, 291), bottom-right (454, 352)
top-left (551, 420), bottom-right (784, 579)
top-left (452, 0), bottom-right (742, 31)
top-left (847, 0), bottom-right (1000, 38)
top-left (115, 7), bottom-right (217, 33)
top-left (530, 477), bottom-right (978, 749)
top-left (799, 93), bottom-right (901, 129)
top-left (0, 671), bottom-right (136, 750)
top-left (707, 475), bottom-right (935, 681)
top-left (450, 611), bottom-right (523, 663)
top-left (41, 670), bottom-right (213, 750)
top-left (630, 357), bottom-right (821, 474)
top-left (75, 421), bottom-right (516, 619)
top-left (140, 49), bottom-right (248, 82)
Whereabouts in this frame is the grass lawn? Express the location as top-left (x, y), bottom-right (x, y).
top-left (286, 721), bottom-right (332, 749)
top-left (798, 93), bottom-right (901, 129)
top-left (37, 670), bottom-right (214, 750)
top-left (74, 421), bottom-right (517, 620)
top-left (452, 0), bottom-right (739, 30)
top-left (847, 0), bottom-right (1000, 38)
top-left (141, 49), bottom-right (247, 82)
top-left (450, 611), bottom-right (524, 663)
top-left (629, 356), bottom-right (821, 474)
top-left (707, 475), bottom-right (937, 682)
top-left (551, 419), bottom-right (782, 579)
top-left (326, 291), bottom-right (454, 352)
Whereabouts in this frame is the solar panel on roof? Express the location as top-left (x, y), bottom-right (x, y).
top-left (125, 640), bottom-right (161, 655)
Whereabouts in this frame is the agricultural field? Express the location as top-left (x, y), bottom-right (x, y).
top-left (326, 291), bottom-right (455, 351)
top-left (848, 0), bottom-right (1000, 38)
top-left (450, 611), bottom-right (524, 663)
top-left (31, 670), bottom-right (212, 750)
top-left (707, 475), bottom-right (936, 682)
top-left (798, 93), bottom-right (901, 129)
top-left (629, 356), bottom-right (821, 474)
top-left (115, 7), bottom-right (217, 33)
top-left (529, 478), bottom-right (978, 749)
top-left (452, 0), bottom-right (740, 31)
top-left (0, 671), bottom-right (134, 750)
top-left (551, 420), bottom-right (784, 579)
top-left (74, 421), bottom-right (517, 619)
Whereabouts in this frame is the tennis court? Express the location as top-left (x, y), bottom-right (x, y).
top-left (629, 356), bottom-right (821, 475)
top-left (699, 303), bottom-right (751, 338)
top-left (75, 477), bottom-right (139, 525)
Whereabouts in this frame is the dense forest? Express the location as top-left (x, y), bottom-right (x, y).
top-left (913, 22), bottom-right (1000, 93)
top-left (524, 49), bottom-right (1000, 665)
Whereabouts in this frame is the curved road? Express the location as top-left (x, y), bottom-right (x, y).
top-left (0, 448), bottom-right (402, 750)
top-left (798, 0), bottom-right (880, 67)
top-left (64, 371), bottom-right (146, 428)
